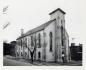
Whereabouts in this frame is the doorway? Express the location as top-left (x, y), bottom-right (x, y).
top-left (38, 52), bottom-right (41, 60)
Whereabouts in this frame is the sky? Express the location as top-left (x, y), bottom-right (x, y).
top-left (0, 0), bottom-right (86, 46)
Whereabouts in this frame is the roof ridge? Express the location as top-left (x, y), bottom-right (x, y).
top-left (17, 19), bottom-right (56, 39)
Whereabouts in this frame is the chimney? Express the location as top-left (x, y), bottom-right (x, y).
top-left (21, 29), bottom-right (24, 36)
top-left (71, 43), bottom-right (75, 46)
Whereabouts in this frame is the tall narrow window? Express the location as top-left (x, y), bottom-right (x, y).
top-left (21, 52), bottom-right (23, 56)
top-left (25, 38), bottom-right (27, 47)
top-left (34, 36), bottom-right (36, 48)
top-left (61, 26), bottom-right (64, 46)
top-left (38, 33), bottom-right (41, 48)
top-left (21, 39), bottom-right (22, 48)
top-left (49, 32), bottom-right (53, 51)
top-left (38, 52), bottom-right (41, 59)
top-left (31, 36), bottom-right (34, 47)
top-left (61, 20), bottom-right (63, 25)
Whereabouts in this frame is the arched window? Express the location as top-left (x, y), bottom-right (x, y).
top-left (21, 39), bottom-right (22, 48)
top-left (61, 20), bottom-right (63, 25)
top-left (31, 36), bottom-right (34, 47)
top-left (49, 32), bottom-right (53, 51)
top-left (38, 52), bottom-right (41, 59)
top-left (61, 26), bottom-right (64, 46)
top-left (25, 38), bottom-right (27, 47)
top-left (38, 33), bottom-right (41, 48)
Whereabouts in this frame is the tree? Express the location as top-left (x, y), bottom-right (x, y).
top-left (23, 37), bottom-right (36, 63)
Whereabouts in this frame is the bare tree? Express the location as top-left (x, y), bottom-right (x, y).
top-left (23, 37), bottom-right (36, 63)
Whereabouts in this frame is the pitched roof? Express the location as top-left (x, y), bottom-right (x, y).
top-left (49, 8), bottom-right (66, 15)
top-left (17, 19), bottom-right (56, 39)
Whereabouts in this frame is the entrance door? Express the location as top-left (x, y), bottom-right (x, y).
top-left (38, 52), bottom-right (41, 60)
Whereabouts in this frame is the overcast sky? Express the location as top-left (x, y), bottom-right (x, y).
top-left (1, 0), bottom-right (86, 46)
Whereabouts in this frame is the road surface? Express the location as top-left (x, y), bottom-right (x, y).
top-left (3, 57), bottom-right (33, 66)
top-left (3, 56), bottom-right (82, 66)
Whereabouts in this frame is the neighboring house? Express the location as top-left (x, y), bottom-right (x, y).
top-left (3, 41), bottom-right (16, 56)
top-left (10, 41), bottom-right (16, 56)
top-left (3, 42), bottom-right (10, 55)
top-left (16, 8), bottom-right (70, 62)
top-left (70, 43), bottom-right (82, 61)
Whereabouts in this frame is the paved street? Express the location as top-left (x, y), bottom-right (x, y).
top-left (3, 57), bottom-right (33, 66)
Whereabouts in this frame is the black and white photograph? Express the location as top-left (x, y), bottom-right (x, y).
top-left (0, 0), bottom-right (86, 70)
